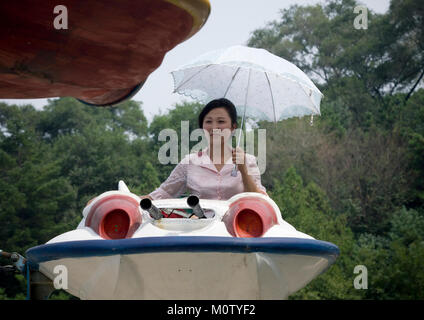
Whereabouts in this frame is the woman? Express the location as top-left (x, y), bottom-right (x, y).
top-left (142, 98), bottom-right (267, 201)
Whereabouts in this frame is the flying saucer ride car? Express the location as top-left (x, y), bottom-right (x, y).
top-left (24, 181), bottom-right (339, 300)
top-left (0, 0), bottom-right (210, 106)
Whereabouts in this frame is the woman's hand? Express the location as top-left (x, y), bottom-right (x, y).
top-left (232, 147), bottom-right (247, 172)
top-left (232, 147), bottom-right (263, 194)
top-left (139, 195), bottom-right (153, 200)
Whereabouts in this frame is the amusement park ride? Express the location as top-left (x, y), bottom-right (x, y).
top-left (0, 0), bottom-right (339, 300)
top-left (2, 181), bottom-right (339, 300)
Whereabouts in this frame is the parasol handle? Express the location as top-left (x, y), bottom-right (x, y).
top-left (231, 122), bottom-right (244, 177)
top-left (231, 163), bottom-right (238, 177)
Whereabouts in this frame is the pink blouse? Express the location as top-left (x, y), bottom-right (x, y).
top-left (149, 149), bottom-right (267, 200)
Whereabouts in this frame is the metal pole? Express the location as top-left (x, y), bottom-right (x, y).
top-left (231, 68), bottom-right (251, 177)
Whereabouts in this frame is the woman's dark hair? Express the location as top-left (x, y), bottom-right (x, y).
top-left (198, 98), bottom-right (238, 128)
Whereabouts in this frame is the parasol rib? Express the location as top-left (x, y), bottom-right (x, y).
top-left (174, 64), bottom-right (213, 93)
top-left (223, 67), bottom-right (241, 98)
top-left (265, 72), bottom-right (277, 122)
top-left (238, 68), bottom-right (251, 146)
top-left (232, 68), bottom-right (251, 176)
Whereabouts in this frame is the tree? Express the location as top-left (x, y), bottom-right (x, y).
top-left (352, 207), bottom-right (424, 299)
top-left (248, 0), bottom-right (424, 128)
top-left (270, 167), bottom-right (360, 299)
top-left (38, 97), bottom-right (149, 141)
top-left (0, 102), bottom-right (78, 299)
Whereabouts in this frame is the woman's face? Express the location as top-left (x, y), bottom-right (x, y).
top-left (202, 107), bottom-right (235, 146)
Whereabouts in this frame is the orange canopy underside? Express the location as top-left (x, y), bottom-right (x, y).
top-left (0, 0), bottom-right (210, 106)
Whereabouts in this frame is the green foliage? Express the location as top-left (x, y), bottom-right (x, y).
top-left (48, 290), bottom-right (78, 300)
top-left (271, 167), bottom-right (361, 299)
top-left (384, 208), bottom-right (424, 299)
top-left (389, 207), bottom-right (424, 246)
top-left (350, 207), bottom-right (424, 299)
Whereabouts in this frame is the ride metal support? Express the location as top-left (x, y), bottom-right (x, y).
top-left (0, 249), bottom-right (26, 273)
top-left (1, 249), bottom-right (55, 300)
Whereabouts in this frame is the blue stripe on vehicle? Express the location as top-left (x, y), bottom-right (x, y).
top-left (26, 236), bottom-right (340, 268)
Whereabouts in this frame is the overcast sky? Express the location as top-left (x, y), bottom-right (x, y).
top-left (0, 0), bottom-right (390, 122)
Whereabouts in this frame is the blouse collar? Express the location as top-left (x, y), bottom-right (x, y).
top-left (192, 147), bottom-right (234, 171)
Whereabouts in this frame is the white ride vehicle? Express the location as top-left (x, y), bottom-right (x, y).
top-left (26, 181), bottom-right (339, 300)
